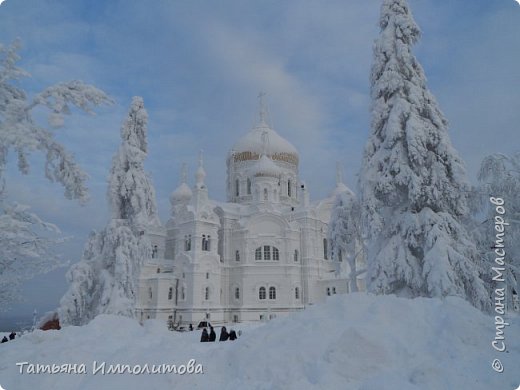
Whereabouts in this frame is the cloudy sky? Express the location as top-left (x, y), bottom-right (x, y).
top-left (1, 0), bottom-right (519, 319)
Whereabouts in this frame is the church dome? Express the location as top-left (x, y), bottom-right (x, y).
top-left (170, 182), bottom-right (192, 204)
top-left (231, 121), bottom-right (299, 165)
top-left (249, 154), bottom-right (282, 178)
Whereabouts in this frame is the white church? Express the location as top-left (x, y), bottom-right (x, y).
top-left (136, 97), bottom-right (364, 326)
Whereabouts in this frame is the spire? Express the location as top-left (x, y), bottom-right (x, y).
top-left (196, 149), bottom-right (206, 186)
top-left (257, 91), bottom-right (268, 125)
top-left (181, 163), bottom-right (187, 183)
top-left (261, 130), bottom-right (270, 156)
top-left (336, 162), bottom-right (343, 185)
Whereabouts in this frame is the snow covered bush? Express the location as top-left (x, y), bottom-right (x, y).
top-left (59, 97), bottom-right (160, 325)
top-left (0, 40), bottom-right (111, 310)
top-left (328, 189), bottom-right (365, 292)
top-left (359, 0), bottom-right (490, 310)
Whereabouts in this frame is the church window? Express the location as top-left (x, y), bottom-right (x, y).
top-left (259, 287), bottom-right (266, 300)
top-left (338, 249), bottom-right (343, 262)
top-left (156, 268), bottom-right (161, 273)
top-left (206, 272), bottom-right (209, 279)
top-left (273, 247), bottom-right (279, 261)
top-left (295, 287), bottom-right (300, 300)
top-left (152, 245), bottom-right (158, 258)
top-left (202, 235), bottom-right (211, 251)
top-left (168, 287), bottom-right (173, 300)
top-left (205, 287), bottom-right (210, 300)
top-left (235, 250), bottom-right (240, 262)
top-left (247, 178), bottom-right (251, 194)
top-left (181, 286), bottom-right (185, 300)
top-left (255, 247), bottom-right (262, 260)
top-left (326, 287), bottom-right (331, 296)
top-left (294, 249), bottom-right (299, 262)
top-left (185, 235), bottom-right (191, 251)
top-left (235, 287), bottom-right (240, 300)
top-left (332, 287), bottom-right (337, 295)
top-left (148, 287), bottom-right (153, 299)
top-left (288, 180), bottom-right (291, 197)
top-left (235, 179), bottom-right (240, 196)
top-left (206, 313), bottom-right (210, 320)
top-left (323, 238), bottom-right (328, 260)
top-left (264, 245), bottom-right (271, 260)
top-left (269, 286), bottom-right (276, 300)
top-left (264, 188), bottom-right (268, 201)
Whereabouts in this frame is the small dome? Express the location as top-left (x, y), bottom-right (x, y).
top-left (231, 121), bottom-right (299, 165)
top-left (170, 183), bottom-right (192, 205)
top-left (331, 182), bottom-right (355, 198)
top-left (249, 154), bottom-right (282, 178)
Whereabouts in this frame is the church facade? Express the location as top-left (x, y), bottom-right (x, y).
top-left (136, 100), bottom-right (364, 326)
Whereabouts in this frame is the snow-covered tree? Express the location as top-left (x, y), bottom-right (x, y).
top-left (328, 190), bottom-right (365, 292)
top-left (471, 153), bottom-right (520, 309)
top-left (59, 97), bottom-right (160, 325)
top-left (359, 0), bottom-right (490, 310)
top-left (0, 40), bottom-right (111, 310)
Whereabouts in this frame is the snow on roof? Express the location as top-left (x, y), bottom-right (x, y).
top-left (232, 121), bottom-right (299, 158)
top-left (170, 182), bottom-right (192, 204)
top-left (249, 154), bottom-right (282, 178)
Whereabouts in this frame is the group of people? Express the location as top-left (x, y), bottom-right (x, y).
top-left (200, 326), bottom-right (238, 342)
top-left (1, 332), bottom-right (16, 343)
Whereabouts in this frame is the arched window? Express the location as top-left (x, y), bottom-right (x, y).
top-left (235, 178), bottom-right (240, 196)
top-left (168, 287), bottom-right (173, 300)
top-left (294, 249), bottom-right (299, 262)
top-left (202, 235), bottom-right (210, 251)
top-left (338, 249), bottom-right (343, 262)
top-left (288, 179), bottom-right (291, 197)
top-left (323, 238), bottom-right (328, 260)
top-left (295, 287), bottom-right (300, 300)
top-left (264, 245), bottom-right (271, 260)
top-left (148, 287), bottom-right (153, 299)
top-left (185, 235), bottom-right (191, 251)
top-left (326, 287), bottom-right (331, 296)
top-left (332, 287), bottom-right (336, 295)
top-left (181, 286), bottom-right (185, 300)
top-left (264, 188), bottom-right (268, 201)
top-left (152, 245), bottom-right (158, 258)
top-left (247, 178), bottom-right (251, 195)
top-left (273, 247), bottom-right (279, 261)
top-left (255, 247), bottom-right (262, 260)
top-left (205, 287), bottom-right (210, 300)
top-left (235, 287), bottom-right (240, 300)
top-left (206, 272), bottom-right (209, 279)
top-left (269, 286), bottom-right (276, 300)
top-left (235, 250), bottom-right (240, 262)
top-left (259, 287), bottom-right (266, 300)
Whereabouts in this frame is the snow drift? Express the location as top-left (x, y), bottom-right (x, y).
top-left (0, 294), bottom-right (518, 389)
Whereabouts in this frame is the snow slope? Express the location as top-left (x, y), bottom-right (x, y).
top-left (0, 294), bottom-right (518, 390)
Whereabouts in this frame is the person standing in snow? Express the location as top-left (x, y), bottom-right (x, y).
top-left (189, 323), bottom-right (193, 331)
top-left (9, 332), bottom-right (15, 340)
top-left (208, 326), bottom-right (216, 342)
top-left (219, 326), bottom-right (229, 341)
top-left (229, 329), bottom-right (237, 340)
top-left (200, 328), bottom-right (209, 342)
top-left (1, 336), bottom-right (7, 343)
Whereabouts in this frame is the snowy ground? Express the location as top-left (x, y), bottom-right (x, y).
top-left (0, 294), bottom-right (518, 390)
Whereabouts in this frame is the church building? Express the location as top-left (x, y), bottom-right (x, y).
top-left (136, 96), bottom-right (364, 326)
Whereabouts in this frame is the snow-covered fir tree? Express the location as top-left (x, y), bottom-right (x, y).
top-left (328, 167), bottom-right (365, 292)
top-left (470, 153), bottom-right (520, 310)
top-left (59, 97), bottom-right (160, 325)
top-left (0, 40), bottom-right (111, 310)
top-left (359, 0), bottom-right (490, 310)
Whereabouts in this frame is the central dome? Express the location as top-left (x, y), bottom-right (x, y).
top-left (231, 120), bottom-right (299, 165)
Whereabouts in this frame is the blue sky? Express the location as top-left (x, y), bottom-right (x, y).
top-left (1, 0), bottom-right (519, 319)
